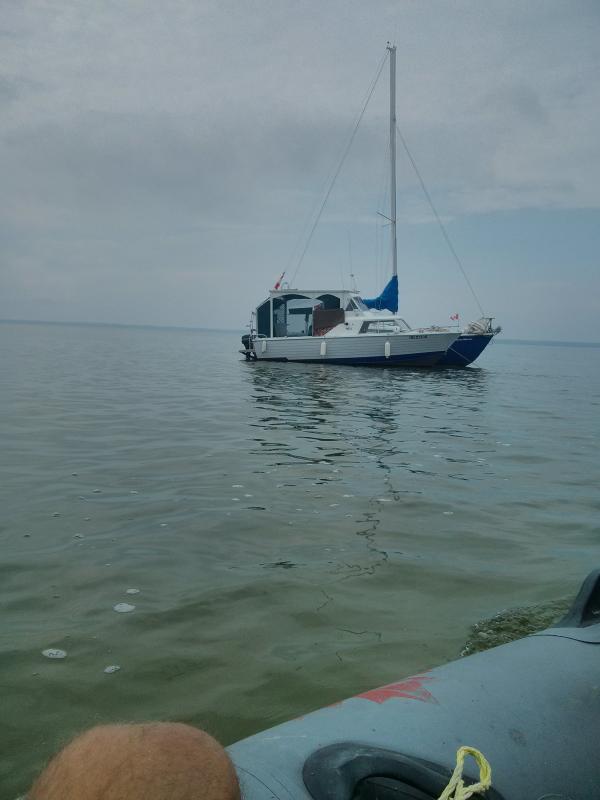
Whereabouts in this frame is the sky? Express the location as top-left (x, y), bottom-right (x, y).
top-left (1, 0), bottom-right (599, 341)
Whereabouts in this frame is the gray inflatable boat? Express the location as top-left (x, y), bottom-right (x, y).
top-left (229, 569), bottom-right (600, 800)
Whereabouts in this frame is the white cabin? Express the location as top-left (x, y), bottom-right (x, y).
top-left (254, 289), bottom-right (411, 340)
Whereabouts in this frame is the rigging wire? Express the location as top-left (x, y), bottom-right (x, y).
top-left (283, 152), bottom-right (342, 284)
top-left (289, 50), bottom-right (389, 288)
top-left (395, 122), bottom-right (486, 317)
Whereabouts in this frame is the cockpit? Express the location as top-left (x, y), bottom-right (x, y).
top-left (253, 289), bottom-right (407, 339)
top-left (255, 292), bottom-right (346, 338)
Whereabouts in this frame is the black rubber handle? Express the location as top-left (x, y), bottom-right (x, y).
top-left (555, 569), bottom-right (600, 628)
top-left (302, 743), bottom-right (504, 800)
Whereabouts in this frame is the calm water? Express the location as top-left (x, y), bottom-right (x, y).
top-left (1, 321), bottom-right (599, 796)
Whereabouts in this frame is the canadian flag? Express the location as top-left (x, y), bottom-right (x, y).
top-left (450, 313), bottom-right (459, 321)
top-left (274, 271), bottom-right (285, 290)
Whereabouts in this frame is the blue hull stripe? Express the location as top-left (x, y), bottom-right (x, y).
top-left (259, 350), bottom-right (445, 367)
top-left (437, 334), bottom-right (493, 367)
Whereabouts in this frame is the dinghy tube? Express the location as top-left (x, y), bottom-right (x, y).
top-left (228, 569), bottom-right (600, 800)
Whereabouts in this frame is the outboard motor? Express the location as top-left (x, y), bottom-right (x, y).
top-left (240, 334), bottom-right (256, 361)
top-left (229, 569), bottom-right (600, 800)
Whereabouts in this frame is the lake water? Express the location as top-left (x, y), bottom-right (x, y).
top-left (1, 321), bottom-right (599, 797)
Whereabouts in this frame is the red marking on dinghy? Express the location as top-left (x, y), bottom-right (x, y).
top-left (357, 675), bottom-right (438, 704)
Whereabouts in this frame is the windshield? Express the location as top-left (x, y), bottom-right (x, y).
top-left (359, 319), bottom-right (411, 334)
top-left (352, 296), bottom-right (368, 311)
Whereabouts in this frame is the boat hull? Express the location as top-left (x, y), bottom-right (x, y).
top-left (229, 570), bottom-right (600, 800)
top-left (436, 333), bottom-right (494, 367)
top-left (248, 332), bottom-right (457, 367)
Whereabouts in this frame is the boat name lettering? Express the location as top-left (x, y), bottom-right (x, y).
top-left (409, 334), bottom-right (427, 340)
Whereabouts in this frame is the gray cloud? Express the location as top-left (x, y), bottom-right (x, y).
top-left (1, 0), bottom-right (599, 336)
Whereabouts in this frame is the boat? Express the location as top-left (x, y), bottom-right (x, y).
top-left (240, 45), bottom-right (459, 368)
top-left (228, 569), bottom-right (600, 800)
top-left (240, 285), bottom-right (458, 367)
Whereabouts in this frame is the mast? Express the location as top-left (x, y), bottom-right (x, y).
top-left (387, 43), bottom-right (397, 279)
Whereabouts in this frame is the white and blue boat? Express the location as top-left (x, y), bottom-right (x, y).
top-left (241, 44), bottom-right (498, 368)
top-left (241, 282), bottom-right (458, 367)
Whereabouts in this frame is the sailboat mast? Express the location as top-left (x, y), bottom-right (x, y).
top-left (387, 43), bottom-right (397, 279)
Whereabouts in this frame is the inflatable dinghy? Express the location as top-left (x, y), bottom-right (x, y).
top-left (229, 569), bottom-right (600, 800)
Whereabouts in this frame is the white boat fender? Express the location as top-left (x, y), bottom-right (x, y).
top-left (228, 569), bottom-right (600, 800)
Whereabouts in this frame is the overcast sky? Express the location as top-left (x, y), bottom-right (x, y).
top-left (1, 1), bottom-right (599, 341)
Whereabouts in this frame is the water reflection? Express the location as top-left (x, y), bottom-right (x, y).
top-left (246, 362), bottom-right (490, 441)
top-left (244, 363), bottom-right (492, 487)
top-left (242, 361), bottom-right (492, 580)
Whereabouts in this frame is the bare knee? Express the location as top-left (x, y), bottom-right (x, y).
top-left (29, 722), bottom-right (240, 800)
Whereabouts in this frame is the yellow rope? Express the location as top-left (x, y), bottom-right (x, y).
top-left (437, 746), bottom-right (492, 800)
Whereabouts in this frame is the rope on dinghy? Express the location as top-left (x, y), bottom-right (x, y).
top-left (438, 746), bottom-right (492, 800)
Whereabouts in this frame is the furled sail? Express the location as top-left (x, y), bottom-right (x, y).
top-left (363, 275), bottom-right (398, 313)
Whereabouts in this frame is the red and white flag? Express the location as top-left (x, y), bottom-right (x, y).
top-left (450, 313), bottom-right (459, 321)
top-left (274, 271), bottom-right (285, 290)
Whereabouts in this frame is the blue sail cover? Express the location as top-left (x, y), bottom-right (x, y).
top-left (363, 275), bottom-right (398, 313)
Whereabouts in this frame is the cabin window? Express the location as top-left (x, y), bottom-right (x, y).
top-left (316, 294), bottom-right (341, 310)
top-left (256, 300), bottom-right (270, 337)
top-left (272, 294), bottom-right (316, 337)
top-left (359, 319), bottom-right (409, 334)
top-left (345, 297), bottom-right (367, 312)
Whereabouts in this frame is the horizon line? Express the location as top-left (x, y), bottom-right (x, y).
top-left (0, 318), bottom-right (239, 334)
